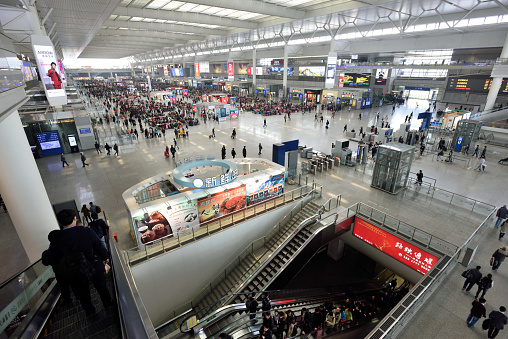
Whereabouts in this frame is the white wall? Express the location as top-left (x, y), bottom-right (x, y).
top-left (131, 200), bottom-right (301, 327)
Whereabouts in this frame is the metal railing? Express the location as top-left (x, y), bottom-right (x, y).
top-left (124, 183), bottom-right (320, 266)
top-left (156, 185), bottom-right (322, 327)
top-left (431, 152), bottom-right (470, 169)
top-left (409, 171), bottom-right (436, 189)
top-left (405, 177), bottom-right (496, 215)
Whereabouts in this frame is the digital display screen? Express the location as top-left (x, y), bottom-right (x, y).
top-left (353, 218), bottom-right (438, 274)
top-left (344, 73), bottom-right (370, 86)
top-left (79, 128), bottom-right (91, 134)
top-left (375, 79), bottom-right (387, 85)
top-left (68, 135), bottom-right (77, 147)
top-left (447, 76), bottom-right (508, 93)
top-left (36, 132), bottom-right (63, 156)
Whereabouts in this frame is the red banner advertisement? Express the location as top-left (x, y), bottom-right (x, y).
top-left (228, 62), bottom-right (234, 78)
top-left (353, 218), bottom-right (438, 274)
top-left (247, 67), bottom-right (252, 75)
top-left (194, 63), bottom-right (200, 77)
top-left (197, 186), bottom-right (246, 224)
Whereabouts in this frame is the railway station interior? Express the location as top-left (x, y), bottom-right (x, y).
top-left (2, 0), bottom-right (508, 338)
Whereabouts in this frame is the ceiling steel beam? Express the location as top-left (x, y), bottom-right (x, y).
top-left (179, 0), bottom-right (305, 19)
top-left (98, 28), bottom-right (202, 42)
top-left (113, 7), bottom-right (258, 29)
top-left (92, 35), bottom-right (186, 45)
top-left (103, 19), bottom-right (225, 36)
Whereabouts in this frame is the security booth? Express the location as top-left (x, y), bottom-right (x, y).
top-left (371, 143), bottom-right (415, 194)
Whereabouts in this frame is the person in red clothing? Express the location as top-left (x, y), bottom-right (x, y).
top-left (47, 62), bottom-right (62, 89)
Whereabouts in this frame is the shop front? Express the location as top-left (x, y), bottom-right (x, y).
top-left (322, 90), bottom-right (338, 104)
top-left (255, 86), bottom-right (266, 97)
top-left (289, 88), bottom-right (303, 101)
top-left (304, 89), bottom-right (321, 105)
top-left (122, 158), bottom-right (286, 248)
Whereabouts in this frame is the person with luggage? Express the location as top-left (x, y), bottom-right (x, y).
top-left (466, 298), bottom-right (486, 328)
top-left (462, 265), bottom-right (482, 292)
top-left (492, 246), bottom-right (508, 270)
top-left (61, 153), bottom-right (69, 167)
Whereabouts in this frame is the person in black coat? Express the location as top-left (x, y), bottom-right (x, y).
top-left (43, 209), bottom-right (112, 315)
top-left (42, 230), bottom-right (72, 305)
top-left (88, 212), bottom-right (109, 248)
top-left (488, 306), bottom-right (507, 339)
top-left (462, 265), bottom-right (482, 292)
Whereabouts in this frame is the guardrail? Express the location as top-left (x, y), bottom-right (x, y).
top-left (156, 185), bottom-right (321, 328)
top-left (431, 152), bottom-right (470, 169)
top-left (124, 183), bottom-right (320, 266)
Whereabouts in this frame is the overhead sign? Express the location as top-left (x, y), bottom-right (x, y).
top-left (353, 218), bottom-right (438, 274)
top-left (325, 52), bottom-right (337, 88)
top-left (173, 159), bottom-right (239, 188)
top-left (31, 35), bottom-right (67, 106)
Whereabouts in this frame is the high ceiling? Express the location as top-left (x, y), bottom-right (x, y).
top-left (1, 0), bottom-right (508, 60)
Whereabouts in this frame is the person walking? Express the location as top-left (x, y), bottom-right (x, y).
top-left (80, 152), bottom-right (89, 167)
top-left (472, 145), bottom-right (480, 157)
top-left (105, 143), bottom-right (111, 156)
top-left (462, 265), bottom-right (482, 292)
top-left (466, 298), bottom-right (486, 328)
top-left (343, 124), bottom-right (347, 132)
top-left (495, 205), bottom-right (508, 228)
top-left (416, 170), bottom-right (423, 186)
top-left (221, 145), bottom-right (226, 160)
top-left (258, 143), bottom-right (263, 155)
top-left (170, 145), bottom-right (176, 159)
top-left (113, 143), bottom-right (119, 156)
top-left (41, 209), bottom-right (112, 316)
top-left (492, 246), bottom-right (508, 270)
top-left (500, 220), bottom-right (507, 240)
top-left (231, 148), bottom-right (236, 159)
top-left (94, 141), bottom-right (102, 155)
top-left (358, 113), bottom-right (362, 120)
top-left (246, 292), bottom-right (259, 324)
top-left (242, 146), bottom-right (247, 158)
top-left (475, 157), bottom-right (486, 172)
top-left (263, 118), bottom-right (267, 128)
top-left (284, 114), bottom-right (287, 123)
top-left (81, 204), bottom-right (92, 223)
top-left (487, 306), bottom-right (507, 339)
top-left (481, 146), bottom-right (487, 159)
top-left (212, 128), bottom-right (215, 138)
top-left (61, 153), bottom-right (69, 167)
top-left (475, 274), bottom-right (494, 299)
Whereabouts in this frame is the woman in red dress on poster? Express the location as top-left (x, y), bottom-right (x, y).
top-left (47, 62), bottom-right (62, 89)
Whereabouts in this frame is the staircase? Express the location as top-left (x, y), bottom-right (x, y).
top-left (193, 201), bottom-right (321, 318)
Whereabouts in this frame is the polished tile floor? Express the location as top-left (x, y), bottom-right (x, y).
top-left (3, 97), bottom-right (508, 338)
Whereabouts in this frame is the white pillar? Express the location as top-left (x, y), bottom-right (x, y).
top-left (25, 4), bottom-right (46, 35)
top-left (283, 44), bottom-right (288, 97)
top-left (485, 32), bottom-right (508, 111)
top-left (0, 111), bottom-right (59, 263)
top-left (252, 49), bottom-right (257, 87)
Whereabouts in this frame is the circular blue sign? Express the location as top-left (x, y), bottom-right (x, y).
top-left (173, 159), bottom-right (239, 188)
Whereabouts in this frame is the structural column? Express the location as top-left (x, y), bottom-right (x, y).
top-left (485, 32), bottom-right (508, 111)
top-left (283, 44), bottom-right (288, 98)
top-left (252, 49), bottom-right (257, 87)
top-left (0, 110), bottom-right (59, 263)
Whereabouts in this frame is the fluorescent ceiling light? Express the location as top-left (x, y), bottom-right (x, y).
top-left (201, 6), bottom-right (223, 14)
top-left (177, 3), bottom-right (199, 11)
top-left (130, 17), bottom-right (144, 21)
top-left (162, 1), bottom-right (186, 10)
top-left (143, 18), bottom-right (156, 22)
top-left (146, 0), bottom-right (169, 9)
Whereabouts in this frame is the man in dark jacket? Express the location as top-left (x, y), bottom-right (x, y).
top-left (466, 298), bottom-right (486, 328)
top-left (259, 312), bottom-right (275, 338)
top-left (462, 265), bottom-right (482, 292)
top-left (42, 230), bottom-right (72, 305)
top-left (246, 293), bottom-right (259, 324)
top-left (43, 209), bottom-right (112, 315)
top-left (488, 306), bottom-right (507, 338)
top-left (496, 205), bottom-right (508, 227)
top-left (88, 212), bottom-right (109, 248)
top-left (492, 246), bottom-right (508, 270)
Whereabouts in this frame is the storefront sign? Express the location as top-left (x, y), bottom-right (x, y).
top-left (173, 159), bottom-right (239, 188)
top-left (299, 66), bottom-right (325, 77)
top-left (353, 218), bottom-right (438, 274)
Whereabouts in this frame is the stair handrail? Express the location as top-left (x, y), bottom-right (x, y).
top-left (159, 183), bottom-right (320, 328)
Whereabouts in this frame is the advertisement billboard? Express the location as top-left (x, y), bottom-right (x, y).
top-left (31, 35), bottom-right (67, 106)
top-left (228, 61), bottom-right (234, 80)
top-left (57, 59), bottom-right (66, 85)
top-left (197, 186), bottom-right (246, 224)
top-left (298, 66), bottom-right (325, 77)
top-left (199, 61), bottom-right (210, 73)
top-left (344, 73), bottom-right (371, 87)
top-left (256, 67), bottom-right (263, 75)
top-left (36, 132), bottom-right (63, 156)
top-left (163, 65), bottom-right (168, 76)
top-left (325, 52), bottom-right (337, 88)
top-left (194, 63), bottom-right (200, 78)
top-left (246, 173), bottom-right (284, 206)
top-left (230, 108), bottom-right (239, 119)
top-left (353, 218), bottom-right (438, 274)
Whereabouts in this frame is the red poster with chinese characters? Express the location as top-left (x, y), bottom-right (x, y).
top-left (228, 62), bottom-right (234, 77)
top-left (247, 67), bottom-right (252, 75)
top-left (194, 63), bottom-right (200, 77)
top-left (353, 218), bottom-right (438, 274)
top-left (197, 186), bottom-right (246, 224)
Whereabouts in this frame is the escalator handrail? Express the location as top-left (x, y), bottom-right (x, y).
top-left (0, 259), bottom-right (42, 290)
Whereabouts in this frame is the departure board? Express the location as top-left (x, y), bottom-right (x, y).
top-left (447, 76), bottom-right (508, 93)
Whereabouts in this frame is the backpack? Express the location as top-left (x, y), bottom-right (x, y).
top-left (262, 297), bottom-right (271, 310)
top-left (462, 269), bottom-right (473, 279)
top-left (482, 318), bottom-right (491, 330)
top-left (90, 221), bottom-right (103, 238)
top-left (96, 205), bottom-right (102, 213)
top-left (55, 243), bottom-right (96, 281)
top-left (246, 299), bottom-right (252, 311)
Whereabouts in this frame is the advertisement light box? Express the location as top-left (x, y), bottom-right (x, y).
top-left (353, 218), bottom-right (438, 274)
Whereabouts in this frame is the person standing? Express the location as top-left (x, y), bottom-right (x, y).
top-left (80, 152), bottom-right (89, 167)
top-left (416, 170), bottom-right (423, 185)
top-left (221, 145), bottom-right (226, 160)
top-left (466, 298), bottom-right (486, 328)
top-left (242, 146), bottom-right (247, 158)
top-left (61, 153), bottom-right (69, 167)
top-left (475, 274), bottom-right (494, 299)
top-left (258, 143), bottom-right (263, 155)
top-left (263, 118), bottom-right (267, 128)
top-left (94, 141), bottom-right (102, 155)
top-left (462, 265), bottom-right (482, 292)
top-left (170, 145), bottom-right (176, 158)
top-left (47, 62), bottom-right (62, 89)
top-left (88, 212), bottom-right (109, 249)
top-left (284, 114), bottom-right (287, 123)
top-left (246, 292), bottom-right (259, 324)
top-left (113, 143), bottom-right (119, 156)
top-left (231, 148), bottom-right (236, 159)
top-left (42, 209), bottom-right (112, 316)
top-left (105, 143), bottom-right (111, 156)
top-left (495, 205), bottom-right (508, 227)
top-left (492, 246), bottom-right (508, 270)
top-left (212, 128), bottom-right (215, 138)
top-left (488, 306), bottom-right (507, 339)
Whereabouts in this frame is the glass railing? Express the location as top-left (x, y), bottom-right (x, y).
top-left (154, 184), bottom-right (322, 327)
top-left (124, 183), bottom-right (321, 266)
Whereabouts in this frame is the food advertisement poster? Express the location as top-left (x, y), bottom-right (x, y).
top-left (353, 218), bottom-right (438, 274)
top-left (197, 186), bottom-right (246, 224)
top-left (246, 173), bottom-right (284, 206)
top-left (133, 200), bottom-right (199, 246)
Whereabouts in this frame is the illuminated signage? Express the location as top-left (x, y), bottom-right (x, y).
top-left (344, 73), bottom-right (370, 87)
top-left (325, 52), bottom-right (337, 88)
top-left (227, 61), bottom-right (234, 80)
top-left (36, 132), bottom-right (63, 156)
top-left (194, 63), bottom-right (200, 78)
top-left (298, 66), bottom-right (325, 77)
top-left (353, 218), bottom-right (438, 274)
